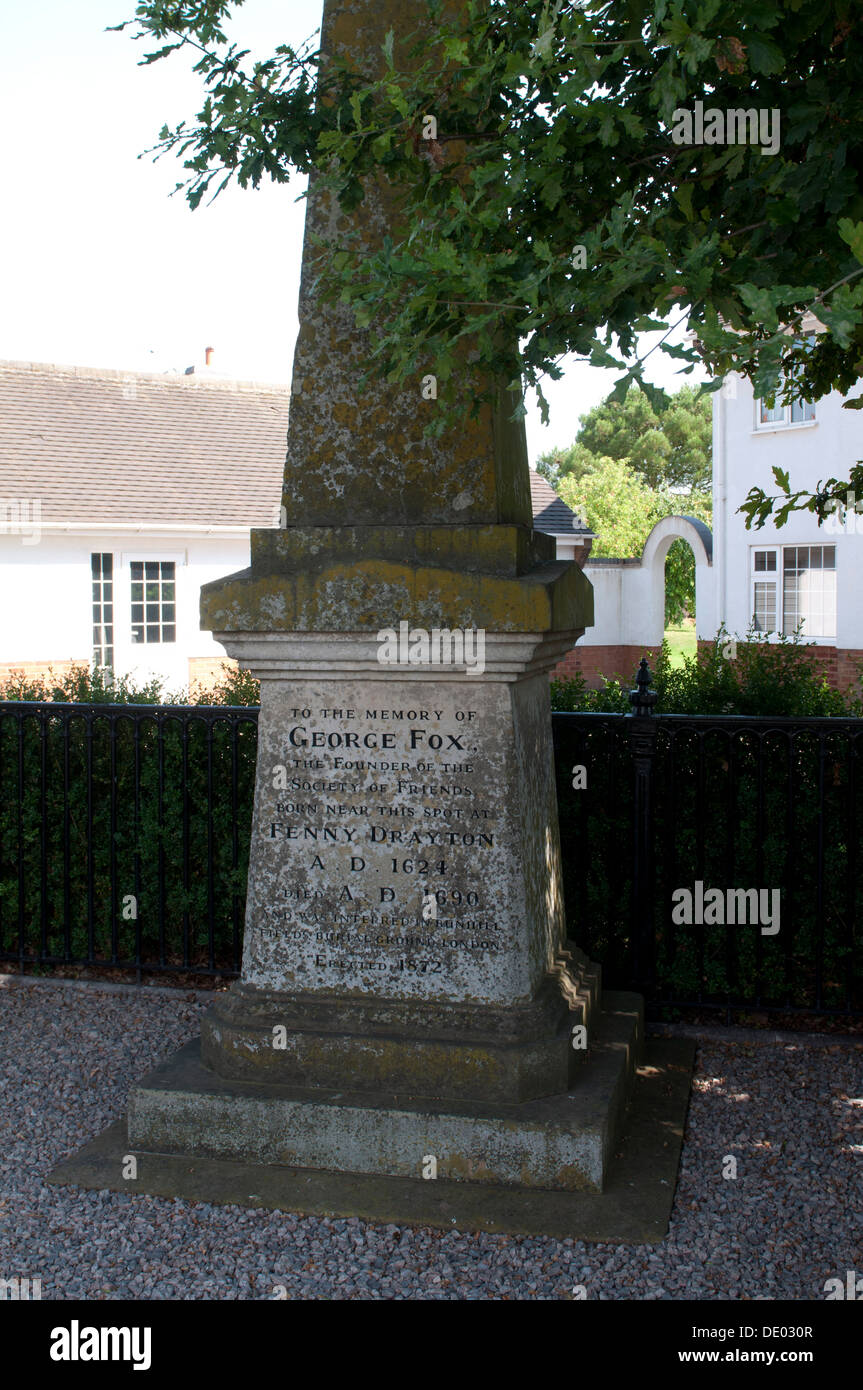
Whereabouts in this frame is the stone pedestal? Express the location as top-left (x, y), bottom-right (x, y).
top-left (127, 630), bottom-right (643, 1193)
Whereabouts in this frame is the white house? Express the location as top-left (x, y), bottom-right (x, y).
top-left (0, 361), bottom-right (598, 694)
top-left (710, 356), bottom-right (863, 690)
top-left (547, 343), bottom-right (863, 692)
top-left (0, 360), bottom-right (289, 694)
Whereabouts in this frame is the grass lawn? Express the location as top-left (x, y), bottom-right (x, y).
top-left (664, 617), bottom-right (697, 669)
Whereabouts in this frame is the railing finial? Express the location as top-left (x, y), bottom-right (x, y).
top-left (629, 656), bottom-right (657, 717)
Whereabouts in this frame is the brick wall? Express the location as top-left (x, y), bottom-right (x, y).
top-left (551, 644), bottom-right (659, 689)
top-left (0, 659), bottom-right (86, 687)
top-left (188, 656), bottom-right (239, 694)
top-left (835, 649), bottom-right (863, 695)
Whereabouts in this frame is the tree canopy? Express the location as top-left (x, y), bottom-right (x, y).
top-left (114, 0), bottom-right (863, 524)
top-left (538, 381), bottom-right (711, 492)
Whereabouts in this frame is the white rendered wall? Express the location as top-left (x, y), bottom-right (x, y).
top-left (576, 517), bottom-right (713, 648)
top-left (0, 531), bottom-right (251, 691)
top-left (713, 376), bottom-right (863, 648)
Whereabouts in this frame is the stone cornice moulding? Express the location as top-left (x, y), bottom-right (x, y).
top-left (212, 630), bottom-right (584, 682)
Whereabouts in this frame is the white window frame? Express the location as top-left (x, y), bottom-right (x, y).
top-left (91, 551), bottom-right (115, 671)
top-left (754, 396), bottom-right (816, 430)
top-left (750, 547), bottom-right (779, 634)
top-left (750, 545), bottom-right (837, 640)
top-left (118, 550), bottom-right (186, 649)
top-left (754, 335), bottom-right (818, 430)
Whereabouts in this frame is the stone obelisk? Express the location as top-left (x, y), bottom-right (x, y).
top-left (126, 0), bottom-right (642, 1196)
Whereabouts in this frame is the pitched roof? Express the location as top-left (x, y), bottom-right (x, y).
top-left (0, 360), bottom-right (289, 527)
top-left (0, 360), bottom-right (593, 537)
top-left (529, 469), bottom-right (593, 536)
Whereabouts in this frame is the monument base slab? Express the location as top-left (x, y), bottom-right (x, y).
top-left (127, 995), bottom-right (642, 1192)
top-left (47, 1033), bottom-right (694, 1244)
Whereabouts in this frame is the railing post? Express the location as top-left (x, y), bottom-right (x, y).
top-left (627, 658), bottom-right (658, 996)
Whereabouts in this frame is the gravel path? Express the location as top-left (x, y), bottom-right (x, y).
top-left (1, 977), bottom-right (860, 1300)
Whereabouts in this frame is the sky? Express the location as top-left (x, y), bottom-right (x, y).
top-left (1, 0), bottom-right (707, 466)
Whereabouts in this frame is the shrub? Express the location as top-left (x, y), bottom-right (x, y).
top-left (551, 627), bottom-right (862, 717)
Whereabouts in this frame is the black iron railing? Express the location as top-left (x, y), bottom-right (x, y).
top-left (553, 684), bottom-right (863, 1018)
top-left (2, 694), bottom-right (861, 1016)
top-left (0, 702), bottom-right (257, 979)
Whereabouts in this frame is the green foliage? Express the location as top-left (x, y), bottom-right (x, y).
top-left (0, 699), bottom-right (258, 977)
top-left (741, 459), bottom-right (863, 531)
top-left (535, 440), bottom-right (597, 489)
top-left (190, 664), bottom-right (261, 706)
top-left (557, 383), bottom-right (712, 492)
top-left (0, 662), bottom-right (261, 974)
top-left (0, 664), bottom-right (173, 705)
top-left (0, 662), bottom-right (261, 707)
top-left (550, 670), bottom-right (631, 714)
top-left (116, 1), bottom-right (863, 518)
top-left (551, 627), bottom-right (861, 716)
top-left (554, 708), bottom-right (863, 1011)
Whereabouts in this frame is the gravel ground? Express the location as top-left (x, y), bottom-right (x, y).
top-left (1, 977), bottom-right (861, 1301)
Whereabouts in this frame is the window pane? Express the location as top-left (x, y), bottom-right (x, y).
top-left (783, 546), bottom-right (837, 637)
top-left (131, 626), bottom-right (144, 644)
top-left (130, 562), bottom-right (143, 580)
top-left (790, 397), bottom-right (816, 423)
top-left (759, 400), bottom-right (784, 424)
top-left (753, 582), bottom-right (776, 632)
top-left (754, 550), bottom-right (777, 572)
top-left (131, 560), bottom-right (178, 645)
